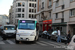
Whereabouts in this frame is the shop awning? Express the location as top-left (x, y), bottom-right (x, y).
top-left (52, 22), bottom-right (67, 26)
top-left (43, 19), bottom-right (52, 24)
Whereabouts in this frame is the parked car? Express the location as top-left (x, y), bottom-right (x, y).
top-left (46, 32), bottom-right (51, 39)
top-left (50, 31), bottom-right (67, 42)
top-left (41, 30), bottom-right (47, 38)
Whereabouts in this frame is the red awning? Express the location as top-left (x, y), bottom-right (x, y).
top-left (43, 19), bottom-right (52, 24)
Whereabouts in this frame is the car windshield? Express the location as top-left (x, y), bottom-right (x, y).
top-left (18, 20), bottom-right (35, 30)
top-left (61, 32), bottom-right (66, 35)
top-left (52, 31), bottom-right (57, 35)
top-left (4, 26), bottom-right (15, 30)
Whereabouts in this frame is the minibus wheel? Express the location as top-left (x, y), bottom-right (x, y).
top-left (33, 37), bottom-right (36, 43)
top-left (15, 40), bottom-right (19, 44)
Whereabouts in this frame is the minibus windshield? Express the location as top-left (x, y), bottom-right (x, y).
top-left (18, 20), bottom-right (35, 30)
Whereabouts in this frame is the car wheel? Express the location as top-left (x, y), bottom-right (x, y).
top-left (47, 36), bottom-right (49, 39)
top-left (3, 38), bottom-right (6, 40)
top-left (15, 40), bottom-right (19, 44)
top-left (56, 38), bottom-right (57, 42)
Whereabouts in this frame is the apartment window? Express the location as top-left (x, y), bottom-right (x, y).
top-left (35, 0), bottom-right (36, 2)
top-left (18, 14), bottom-right (21, 18)
top-left (62, 11), bottom-right (64, 18)
top-left (35, 4), bottom-right (36, 7)
top-left (49, 0), bottom-right (52, 6)
top-left (61, 18), bottom-right (64, 23)
top-left (35, 9), bottom-right (36, 13)
top-left (42, 2), bottom-right (44, 8)
top-left (29, 3), bottom-right (31, 7)
top-left (22, 8), bottom-right (24, 12)
top-left (32, 3), bottom-right (34, 7)
top-left (29, 14), bottom-right (31, 18)
top-left (49, 12), bottom-right (51, 18)
top-left (22, 14), bottom-right (24, 18)
top-left (32, 0), bottom-right (34, 1)
top-left (34, 15), bottom-right (36, 18)
top-left (18, 3), bottom-right (21, 6)
top-left (32, 9), bottom-right (34, 13)
top-left (32, 14), bottom-right (33, 18)
top-left (70, 9), bottom-right (75, 16)
top-left (29, 9), bottom-right (31, 12)
top-left (70, 0), bottom-right (75, 2)
top-left (56, 0), bottom-right (59, 7)
top-left (18, 8), bottom-right (21, 12)
top-left (62, 5), bottom-right (65, 9)
top-left (22, 2), bottom-right (25, 6)
top-left (56, 13), bottom-right (58, 18)
top-left (29, 0), bottom-right (31, 1)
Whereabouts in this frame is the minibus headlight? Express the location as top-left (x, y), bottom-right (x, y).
top-left (30, 32), bottom-right (35, 36)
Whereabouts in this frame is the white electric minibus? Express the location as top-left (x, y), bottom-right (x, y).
top-left (15, 18), bottom-right (39, 43)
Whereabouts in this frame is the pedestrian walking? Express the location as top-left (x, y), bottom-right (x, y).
top-left (57, 28), bottom-right (61, 42)
top-left (65, 30), bottom-right (71, 45)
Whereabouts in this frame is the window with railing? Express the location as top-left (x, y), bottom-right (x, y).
top-left (41, 2), bottom-right (44, 9)
top-left (70, 9), bottom-right (75, 17)
top-left (56, 0), bottom-right (59, 7)
top-left (48, 0), bottom-right (52, 8)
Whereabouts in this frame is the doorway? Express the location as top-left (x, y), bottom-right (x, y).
top-left (73, 28), bottom-right (75, 35)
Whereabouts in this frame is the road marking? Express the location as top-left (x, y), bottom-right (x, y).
top-left (39, 41), bottom-right (66, 48)
top-left (0, 41), bottom-right (5, 44)
top-left (46, 41), bottom-right (66, 46)
top-left (36, 42), bottom-right (47, 46)
top-left (6, 40), bottom-right (15, 44)
top-left (39, 41), bottom-right (58, 46)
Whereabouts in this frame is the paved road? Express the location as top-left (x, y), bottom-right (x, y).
top-left (0, 37), bottom-right (67, 50)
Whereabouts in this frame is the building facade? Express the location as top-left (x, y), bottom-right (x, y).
top-left (0, 15), bottom-right (9, 26)
top-left (36, 0), bottom-right (53, 31)
top-left (11, 0), bottom-right (37, 26)
top-left (9, 6), bottom-right (13, 24)
top-left (36, 0), bottom-right (75, 36)
top-left (52, 0), bottom-right (75, 36)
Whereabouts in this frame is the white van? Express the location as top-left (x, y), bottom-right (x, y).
top-left (2, 25), bottom-right (16, 40)
top-left (15, 19), bottom-right (39, 43)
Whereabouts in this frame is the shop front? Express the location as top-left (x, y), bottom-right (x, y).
top-left (67, 22), bottom-right (75, 36)
top-left (52, 22), bottom-right (67, 33)
top-left (43, 19), bottom-right (52, 31)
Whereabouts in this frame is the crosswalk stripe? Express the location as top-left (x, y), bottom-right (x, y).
top-left (0, 41), bottom-right (5, 44)
top-left (6, 40), bottom-right (15, 44)
top-left (39, 41), bottom-right (61, 47)
top-left (47, 41), bottom-right (65, 46)
top-left (41, 41), bottom-right (65, 46)
top-left (36, 42), bottom-right (47, 46)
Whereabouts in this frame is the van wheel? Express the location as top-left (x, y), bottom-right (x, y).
top-left (56, 38), bottom-right (57, 42)
top-left (3, 38), bottom-right (6, 40)
top-left (15, 40), bottom-right (19, 44)
top-left (3, 37), bottom-right (6, 40)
